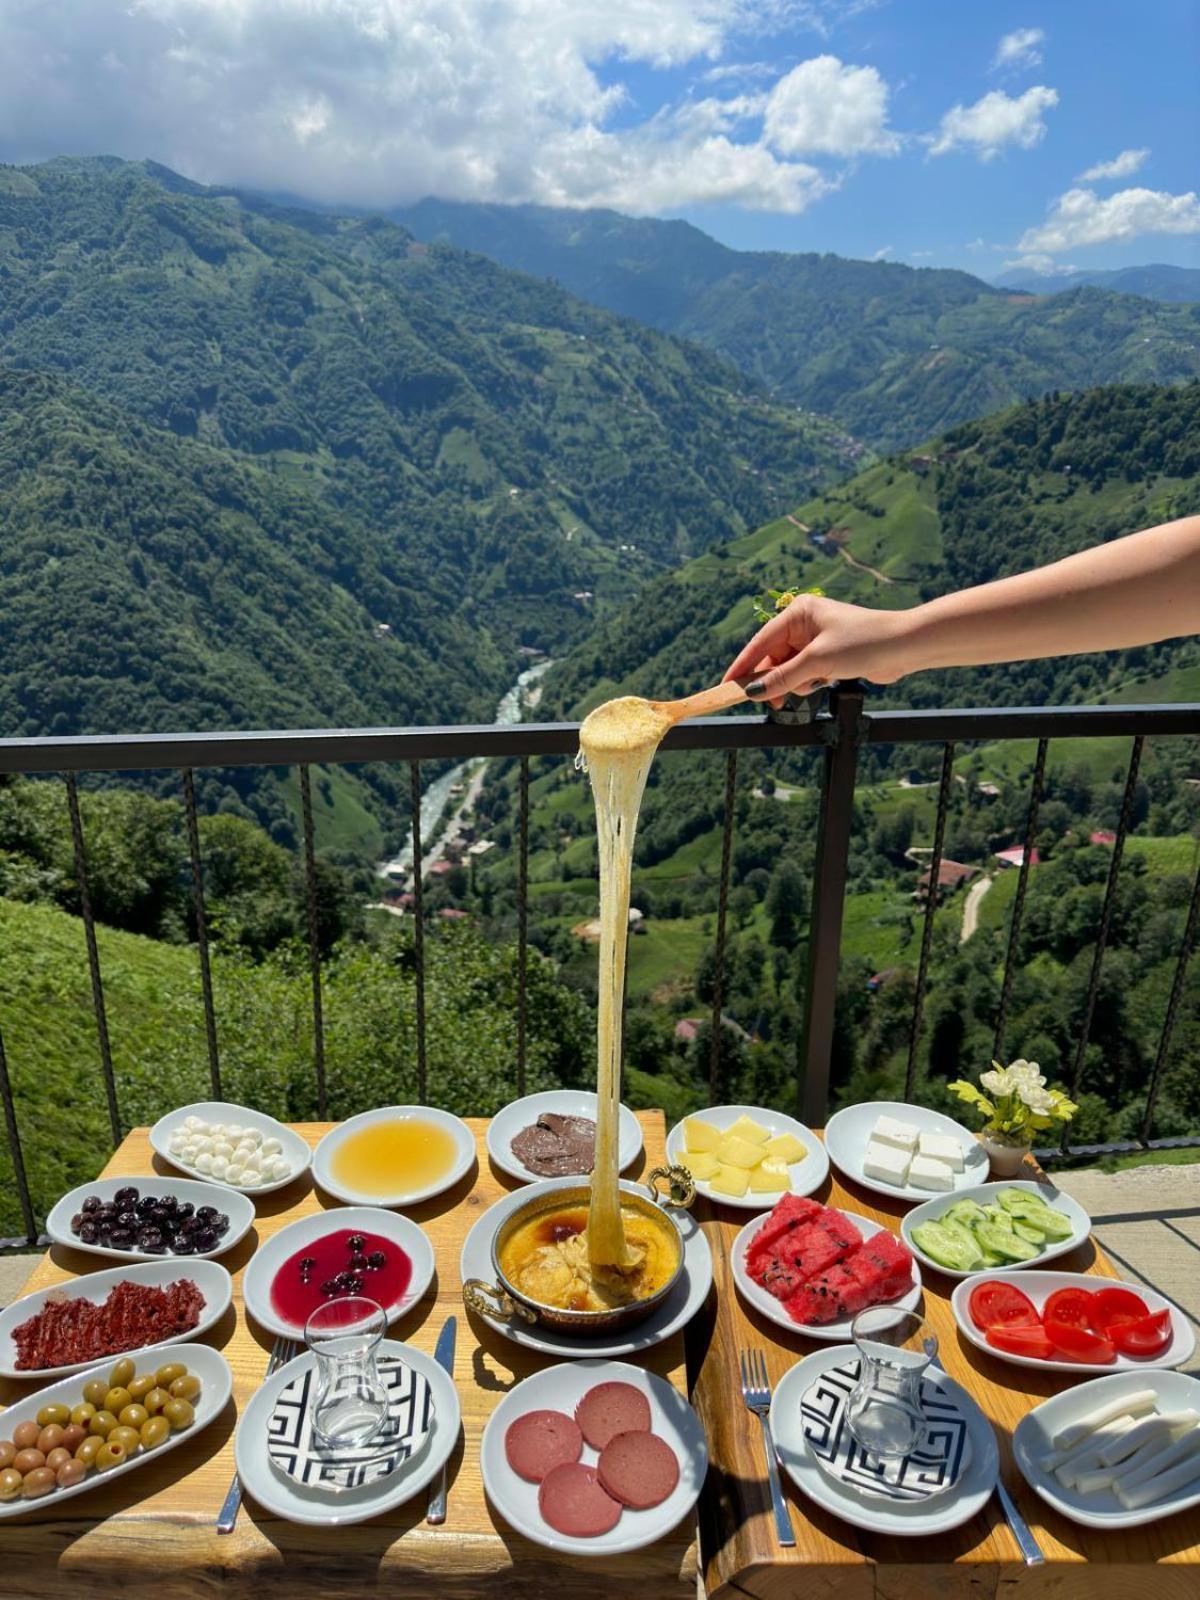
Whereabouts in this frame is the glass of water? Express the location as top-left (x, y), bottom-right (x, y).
top-left (846, 1307), bottom-right (935, 1461)
top-left (304, 1295), bottom-right (389, 1451)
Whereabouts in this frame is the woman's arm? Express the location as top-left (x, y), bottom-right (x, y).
top-left (724, 514), bottom-right (1200, 700)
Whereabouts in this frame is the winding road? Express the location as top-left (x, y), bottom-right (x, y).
top-left (961, 874), bottom-right (994, 942)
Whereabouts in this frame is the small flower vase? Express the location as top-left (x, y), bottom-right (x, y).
top-left (980, 1127), bottom-right (1033, 1178)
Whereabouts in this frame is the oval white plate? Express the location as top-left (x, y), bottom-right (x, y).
top-left (313, 1106), bottom-right (476, 1208)
top-left (459, 1176), bottom-right (713, 1359)
top-left (0, 1257), bottom-right (232, 1379)
top-left (824, 1101), bottom-right (989, 1205)
top-left (1013, 1369), bottom-right (1200, 1530)
top-left (732, 1209), bottom-right (921, 1340)
top-left (46, 1176), bottom-right (255, 1263)
top-left (951, 1269), bottom-right (1196, 1376)
top-left (243, 1207), bottom-right (435, 1341)
top-left (665, 1104), bottom-right (830, 1212)
top-left (235, 1337), bottom-right (461, 1526)
top-left (902, 1179), bottom-right (1092, 1280)
top-left (149, 1100), bottom-right (312, 1196)
top-left (487, 1090), bottom-right (642, 1185)
top-left (481, 1357), bottom-right (707, 1556)
top-left (0, 1341), bottom-right (232, 1519)
top-left (769, 1345), bottom-right (999, 1536)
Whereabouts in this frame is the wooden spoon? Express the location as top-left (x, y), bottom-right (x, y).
top-left (648, 677), bottom-right (753, 727)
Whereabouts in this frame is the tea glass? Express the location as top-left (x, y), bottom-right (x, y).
top-left (846, 1307), bottom-right (936, 1460)
top-left (304, 1295), bottom-right (389, 1450)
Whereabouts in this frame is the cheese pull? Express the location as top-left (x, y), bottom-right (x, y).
top-left (1050, 1388), bottom-right (1158, 1452)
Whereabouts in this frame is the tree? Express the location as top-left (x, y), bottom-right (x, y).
top-left (766, 859), bottom-right (807, 948)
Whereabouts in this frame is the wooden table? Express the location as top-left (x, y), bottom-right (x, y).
top-left (0, 1113), bottom-right (696, 1600)
top-left (689, 1149), bottom-right (1200, 1600)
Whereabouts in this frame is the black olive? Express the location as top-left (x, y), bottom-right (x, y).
top-left (194, 1228), bottom-right (217, 1252)
top-left (173, 1237), bottom-right (196, 1255)
top-left (81, 1196), bottom-right (101, 1214)
top-left (136, 1196), bottom-right (157, 1216)
top-left (213, 1214), bottom-right (230, 1235)
top-left (196, 1206), bottom-right (218, 1224)
top-left (175, 1202), bottom-right (194, 1222)
top-left (116, 1210), bottom-right (138, 1229)
top-left (114, 1186), bottom-right (139, 1207)
top-left (70, 1213), bottom-right (83, 1235)
top-left (79, 1222), bottom-right (98, 1244)
top-left (109, 1227), bottom-right (134, 1249)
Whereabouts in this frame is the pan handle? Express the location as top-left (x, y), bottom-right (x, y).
top-left (645, 1163), bottom-right (696, 1210)
top-left (463, 1277), bottom-right (538, 1324)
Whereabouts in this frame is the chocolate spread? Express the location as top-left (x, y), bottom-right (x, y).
top-left (511, 1112), bottom-right (597, 1177)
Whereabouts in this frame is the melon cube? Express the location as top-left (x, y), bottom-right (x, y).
top-left (683, 1116), bottom-right (721, 1154)
top-left (684, 1150), bottom-right (720, 1179)
top-left (726, 1114), bottom-right (770, 1145)
top-left (762, 1132), bottom-right (807, 1164)
top-left (709, 1163), bottom-right (751, 1197)
top-left (717, 1133), bottom-right (764, 1170)
top-left (748, 1163), bottom-right (791, 1193)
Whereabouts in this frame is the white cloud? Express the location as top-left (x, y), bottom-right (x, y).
top-left (0, 0), bottom-right (857, 214)
top-left (930, 86), bottom-right (1058, 160)
top-left (1018, 185), bottom-right (1200, 252)
top-left (965, 237), bottom-right (987, 252)
top-left (1077, 148), bottom-right (1149, 182)
top-left (870, 245), bottom-right (893, 260)
top-left (909, 249), bottom-right (933, 258)
top-left (992, 27), bottom-right (1045, 72)
top-left (1001, 253), bottom-right (1079, 275)
top-left (763, 54), bottom-right (900, 157)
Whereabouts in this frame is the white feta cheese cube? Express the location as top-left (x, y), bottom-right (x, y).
top-left (917, 1131), bottom-right (965, 1171)
top-left (863, 1140), bottom-right (912, 1186)
top-left (908, 1154), bottom-right (956, 1191)
top-left (870, 1114), bottom-right (920, 1152)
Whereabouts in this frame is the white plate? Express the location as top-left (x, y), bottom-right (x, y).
top-left (459, 1177), bottom-right (713, 1359)
top-left (46, 1176), bottom-right (255, 1263)
top-left (769, 1346), bottom-right (999, 1536)
top-left (0, 1341), bottom-right (232, 1519)
top-left (665, 1104), bottom-right (830, 1212)
top-left (487, 1090), bottom-right (642, 1185)
top-left (731, 1209), bottom-right (921, 1340)
top-left (823, 1101), bottom-right (989, 1205)
top-left (243, 1207), bottom-right (435, 1341)
top-left (234, 1337), bottom-right (461, 1526)
top-left (480, 1358), bottom-right (707, 1556)
top-left (149, 1100), bottom-right (312, 1196)
top-left (313, 1106), bottom-right (476, 1208)
top-left (1013, 1369), bottom-right (1200, 1530)
top-left (0, 1257), bottom-right (232, 1379)
top-left (951, 1269), bottom-right (1196, 1375)
top-left (902, 1179), bottom-right (1092, 1280)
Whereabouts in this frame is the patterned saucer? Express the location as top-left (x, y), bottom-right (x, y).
top-left (800, 1358), bottom-right (972, 1504)
top-left (267, 1355), bottom-right (435, 1494)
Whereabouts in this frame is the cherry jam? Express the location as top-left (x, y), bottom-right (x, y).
top-left (269, 1228), bottom-right (413, 1330)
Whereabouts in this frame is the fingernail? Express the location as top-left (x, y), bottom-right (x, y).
top-left (746, 679), bottom-right (766, 699)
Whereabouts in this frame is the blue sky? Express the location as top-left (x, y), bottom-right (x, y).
top-left (0, 0), bottom-right (1196, 276)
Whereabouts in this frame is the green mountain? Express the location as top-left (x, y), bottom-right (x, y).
top-left (994, 263), bottom-right (1200, 302)
top-left (393, 199), bottom-right (1200, 453)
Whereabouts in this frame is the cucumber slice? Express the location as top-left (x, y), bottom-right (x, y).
top-left (1012, 1218), bottom-right (1046, 1246)
top-left (997, 1190), bottom-right (1075, 1239)
top-left (1024, 1206), bottom-right (1074, 1240)
top-left (946, 1198), bottom-right (988, 1226)
top-left (911, 1220), bottom-right (982, 1273)
top-left (939, 1217), bottom-right (985, 1265)
top-left (973, 1221), bottom-right (1040, 1262)
top-left (983, 1204), bottom-right (1015, 1232)
top-left (997, 1188), bottom-right (1049, 1214)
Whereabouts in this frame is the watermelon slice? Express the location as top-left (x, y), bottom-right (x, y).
top-left (745, 1195), bottom-right (823, 1268)
top-left (788, 1263), bottom-right (863, 1325)
top-left (846, 1230), bottom-right (913, 1293)
top-left (785, 1229), bottom-right (913, 1325)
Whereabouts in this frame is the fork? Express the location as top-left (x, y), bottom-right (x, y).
top-left (217, 1334), bottom-right (297, 1533)
top-left (740, 1348), bottom-right (796, 1548)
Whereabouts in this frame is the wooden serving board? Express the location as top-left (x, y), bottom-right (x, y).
top-left (689, 1142), bottom-right (1200, 1600)
top-left (0, 1113), bottom-right (697, 1600)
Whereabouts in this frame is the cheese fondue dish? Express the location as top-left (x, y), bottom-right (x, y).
top-left (498, 1200), bottom-right (679, 1312)
top-left (576, 696), bottom-right (671, 1281)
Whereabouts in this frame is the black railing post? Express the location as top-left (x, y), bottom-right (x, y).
top-left (66, 775), bottom-right (122, 1148)
top-left (409, 761), bottom-right (428, 1104)
top-left (799, 683), bottom-right (865, 1126)
top-left (905, 742), bottom-right (956, 1100)
top-left (516, 757), bottom-right (530, 1096)
top-left (0, 1020), bottom-right (37, 1245)
top-left (1141, 850), bottom-right (1200, 1142)
top-left (994, 737), bottom-right (1049, 1062)
top-left (708, 752), bottom-right (738, 1105)
top-left (299, 766), bottom-right (328, 1119)
top-left (182, 768), bottom-right (222, 1100)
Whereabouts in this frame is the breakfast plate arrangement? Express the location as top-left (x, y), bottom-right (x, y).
top-left (823, 1101), bottom-right (989, 1205)
top-left (149, 1101), bottom-right (312, 1195)
top-left (313, 1106), bottom-right (476, 1208)
top-left (901, 1179), bottom-right (1091, 1279)
top-left (46, 1175), bottom-right (256, 1263)
top-left (665, 1104), bottom-right (829, 1211)
top-left (487, 1089), bottom-right (643, 1185)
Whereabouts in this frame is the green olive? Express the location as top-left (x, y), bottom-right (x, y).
top-left (74, 1437), bottom-right (102, 1467)
top-left (37, 1424), bottom-right (65, 1455)
top-left (88, 1410), bottom-right (118, 1439)
top-left (118, 1404), bottom-right (149, 1431)
top-left (70, 1402), bottom-right (97, 1428)
top-left (81, 1379), bottom-right (109, 1410)
top-left (0, 1467), bottom-right (22, 1501)
top-left (57, 1459), bottom-right (87, 1489)
top-left (109, 1357), bottom-right (136, 1390)
top-left (139, 1416), bottom-right (170, 1451)
top-left (94, 1440), bottom-right (126, 1473)
top-left (61, 1425), bottom-right (87, 1454)
top-left (143, 1387), bottom-right (170, 1416)
top-left (0, 1441), bottom-right (14, 1470)
top-left (12, 1421), bottom-right (39, 1450)
top-left (107, 1426), bottom-right (141, 1456)
top-left (162, 1398), bottom-right (194, 1431)
top-left (35, 1403), bottom-right (70, 1429)
top-left (104, 1388), bottom-right (133, 1416)
top-left (128, 1375), bottom-right (156, 1402)
top-left (44, 1447), bottom-right (71, 1475)
top-left (12, 1448), bottom-right (45, 1476)
top-left (155, 1363), bottom-right (187, 1388)
top-left (21, 1466), bottom-right (56, 1499)
top-left (168, 1374), bottom-right (201, 1402)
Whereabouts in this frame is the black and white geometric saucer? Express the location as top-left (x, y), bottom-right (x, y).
top-left (800, 1358), bottom-right (972, 1503)
top-left (267, 1356), bottom-right (435, 1495)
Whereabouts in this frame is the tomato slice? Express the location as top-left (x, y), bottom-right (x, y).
top-left (1043, 1319), bottom-right (1116, 1364)
top-left (1043, 1287), bottom-right (1097, 1328)
top-left (969, 1280), bottom-right (1039, 1331)
top-left (1089, 1286), bottom-right (1150, 1333)
top-left (986, 1325), bottom-right (1057, 1360)
top-left (1109, 1308), bottom-right (1172, 1359)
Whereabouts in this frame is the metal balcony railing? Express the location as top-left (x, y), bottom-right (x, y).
top-left (0, 687), bottom-right (1198, 1248)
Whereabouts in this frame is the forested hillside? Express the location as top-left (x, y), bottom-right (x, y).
top-left (994, 264), bottom-right (1200, 302)
top-left (395, 199), bottom-right (1200, 452)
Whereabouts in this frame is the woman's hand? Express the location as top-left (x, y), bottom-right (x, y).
top-left (724, 593), bottom-right (919, 703)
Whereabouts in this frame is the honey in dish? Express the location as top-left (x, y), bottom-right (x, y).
top-left (499, 1202), bottom-right (678, 1312)
top-left (331, 1117), bottom-right (457, 1197)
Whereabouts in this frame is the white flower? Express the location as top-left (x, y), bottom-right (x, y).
top-left (1007, 1059), bottom-right (1046, 1086)
top-left (1019, 1084), bottom-right (1055, 1113)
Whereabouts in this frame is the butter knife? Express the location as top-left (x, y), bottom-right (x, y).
top-left (426, 1315), bottom-right (457, 1525)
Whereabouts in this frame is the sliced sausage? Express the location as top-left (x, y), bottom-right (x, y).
top-left (574, 1381), bottom-right (651, 1451)
top-left (504, 1409), bottom-right (583, 1482)
top-left (537, 1462), bottom-right (622, 1537)
top-left (597, 1430), bottom-right (680, 1510)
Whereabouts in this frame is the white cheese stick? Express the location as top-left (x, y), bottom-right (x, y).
top-left (1115, 1454), bottom-right (1200, 1511)
top-left (1056, 1422), bottom-right (1144, 1488)
top-left (1042, 1414), bottom-right (1138, 1475)
top-left (1116, 1427), bottom-right (1200, 1491)
top-left (1072, 1465), bottom-right (1118, 1494)
top-left (1099, 1410), bottom-right (1196, 1467)
top-left (1051, 1388), bottom-right (1158, 1451)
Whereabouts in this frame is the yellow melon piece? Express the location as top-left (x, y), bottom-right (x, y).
top-left (763, 1132), bottom-right (807, 1164)
top-left (748, 1163), bottom-right (791, 1193)
top-left (716, 1133), bottom-right (763, 1170)
top-left (683, 1116), bottom-right (721, 1154)
top-left (709, 1163), bottom-right (751, 1197)
top-left (726, 1114), bottom-right (770, 1145)
top-left (683, 1150), bottom-right (720, 1180)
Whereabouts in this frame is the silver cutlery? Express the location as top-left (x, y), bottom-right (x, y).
top-left (740, 1347), bottom-right (796, 1548)
top-left (217, 1333), bottom-right (296, 1533)
top-left (426, 1315), bottom-right (457, 1524)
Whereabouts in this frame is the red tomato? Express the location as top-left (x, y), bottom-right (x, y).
top-left (986, 1325), bottom-right (1057, 1361)
top-left (1044, 1319), bottom-right (1116, 1364)
top-left (1109, 1308), bottom-right (1172, 1359)
top-left (1089, 1286), bottom-right (1150, 1333)
top-left (969, 1280), bottom-right (1039, 1331)
top-left (1043, 1287), bottom-right (1096, 1328)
